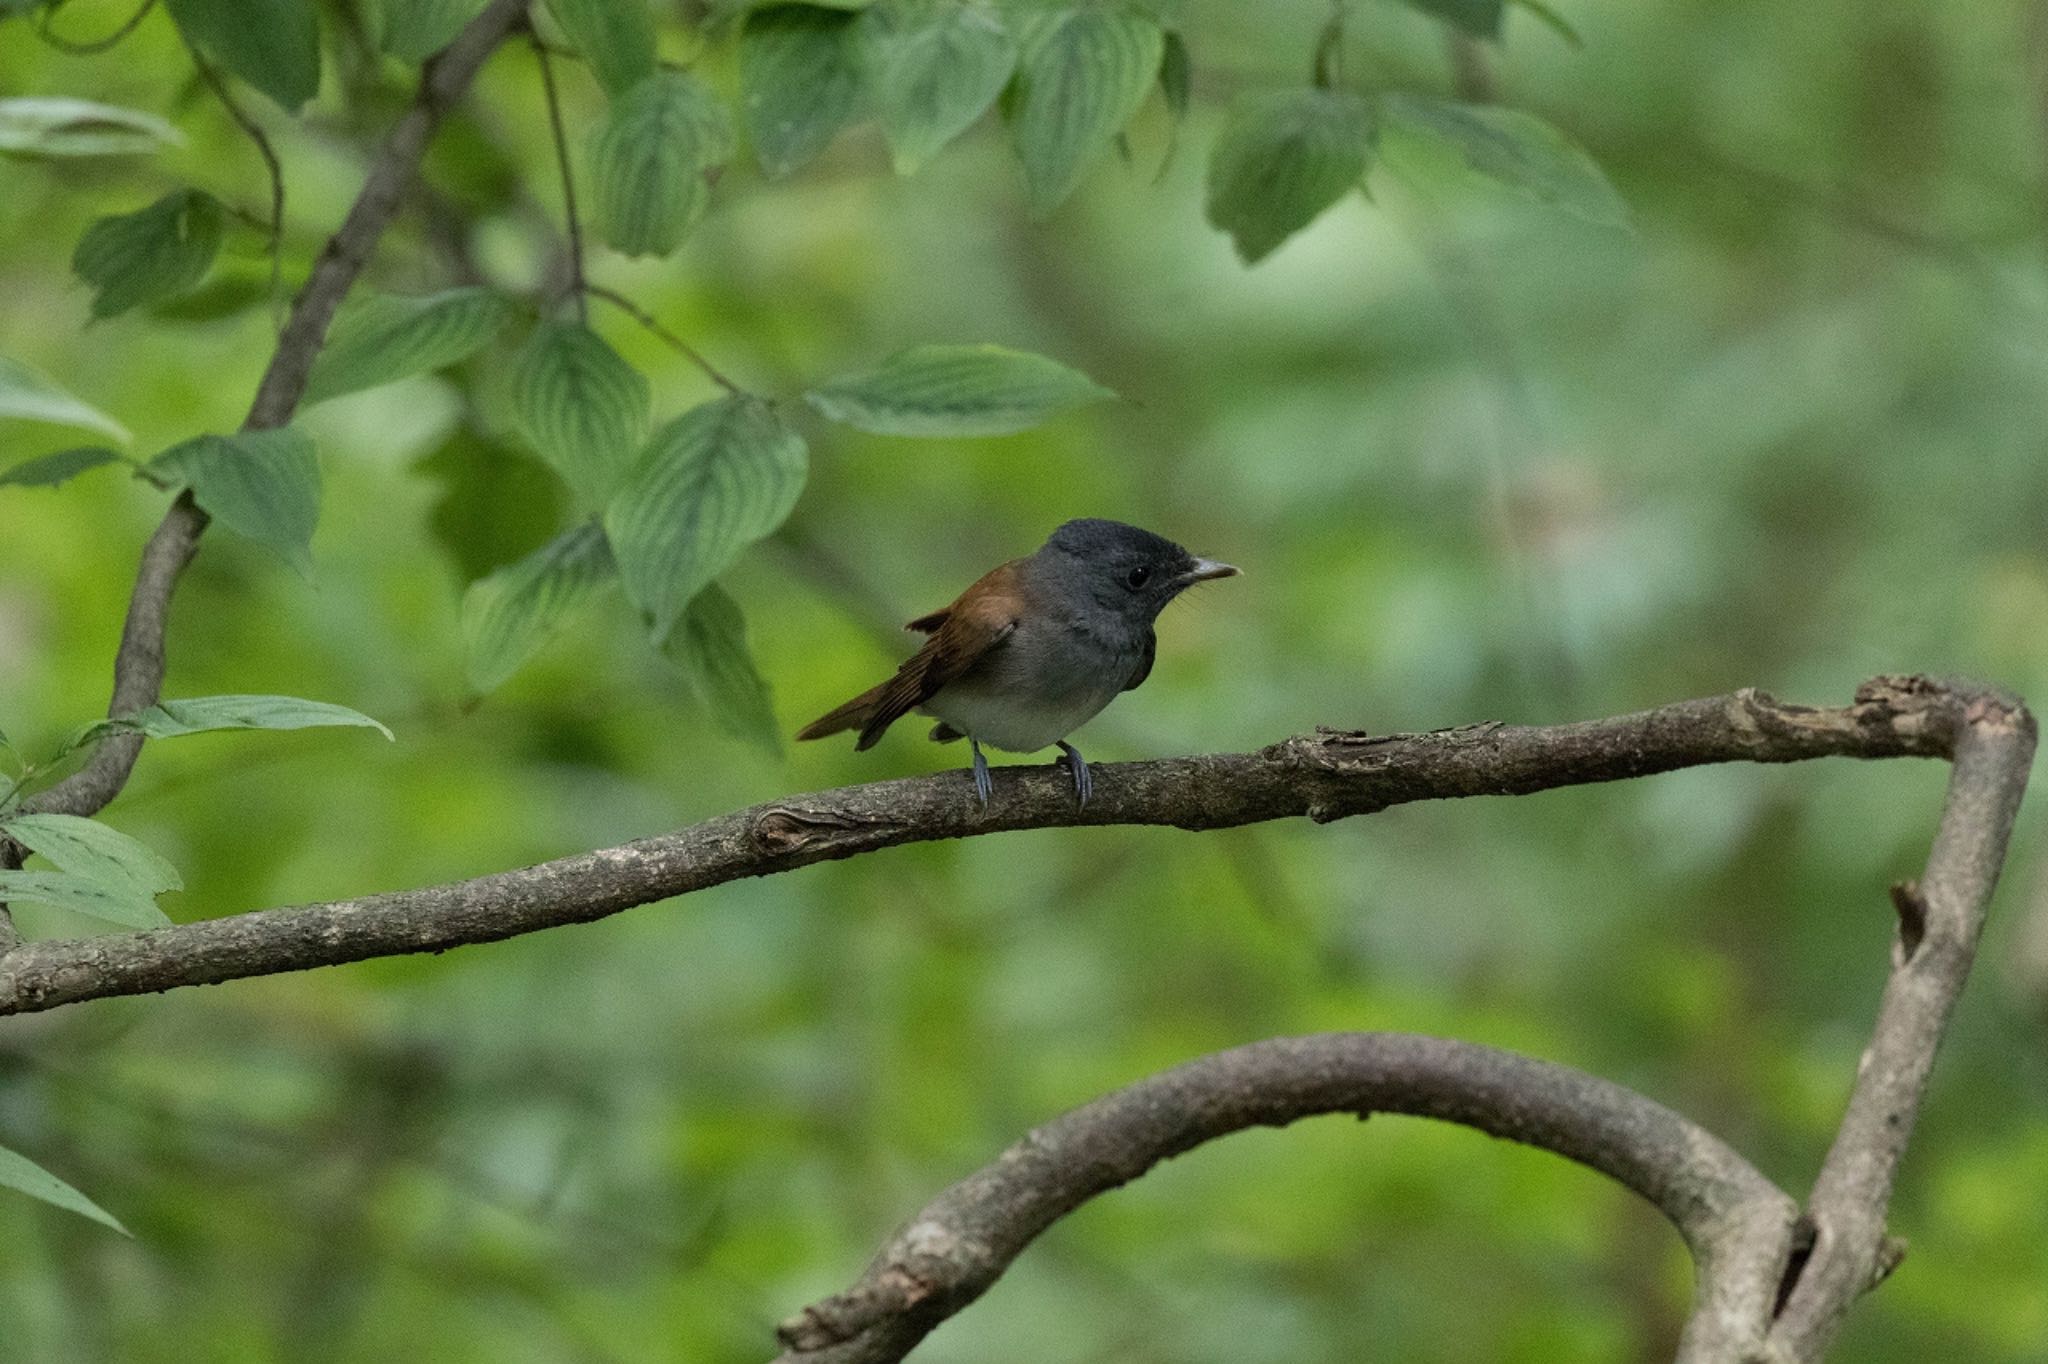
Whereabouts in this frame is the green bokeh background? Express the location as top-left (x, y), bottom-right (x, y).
top-left (7, 0), bottom-right (2048, 1358)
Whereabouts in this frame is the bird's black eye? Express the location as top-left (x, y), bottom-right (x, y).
top-left (1124, 565), bottom-right (1152, 590)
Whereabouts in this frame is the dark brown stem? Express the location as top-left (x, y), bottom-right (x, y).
top-left (36, 0), bottom-right (158, 54)
top-left (0, 676), bottom-right (2008, 1018)
top-left (774, 1033), bottom-right (1799, 1364)
top-left (11, 0), bottom-right (532, 829)
top-left (585, 283), bottom-right (741, 393)
top-left (531, 31), bottom-right (588, 324)
top-left (186, 46), bottom-right (286, 326)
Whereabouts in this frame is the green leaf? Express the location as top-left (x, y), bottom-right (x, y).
top-left (0, 355), bottom-right (130, 443)
top-left (0, 448), bottom-right (125, 490)
top-left (1205, 88), bottom-right (1374, 264)
top-left (1007, 7), bottom-right (1162, 215)
top-left (805, 343), bottom-right (1113, 436)
top-left (604, 395), bottom-right (808, 643)
top-left (304, 288), bottom-right (515, 404)
top-left (1510, 0), bottom-right (1582, 47)
top-left (741, 4), bottom-right (865, 178)
top-left (416, 429), bottom-right (569, 584)
top-left (164, 0), bottom-right (321, 113)
top-left (379, 0), bottom-right (486, 62)
top-left (509, 322), bottom-right (651, 508)
top-left (0, 813), bottom-right (181, 898)
top-left (97, 694), bottom-right (394, 742)
top-left (0, 871), bottom-right (170, 929)
top-left (1402, 0), bottom-right (1504, 39)
top-left (0, 97), bottom-right (183, 158)
top-left (659, 584), bottom-right (780, 754)
top-left (1379, 94), bottom-right (1630, 228)
top-left (546, 0), bottom-right (657, 98)
top-left (589, 72), bottom-right (734, 258)
top-left (854, 0), bottom-right (1018, 173)
top-left (72, 190), bottom-right (227, 320)
top-left (461, 520), bottom-right (618, 692)
top-left (150, 428), bottom-right (321, 576)
top-left (0, 1143), bottom-right (130, 1236)
top-left (1159, 28), bottom-right (1190, 122)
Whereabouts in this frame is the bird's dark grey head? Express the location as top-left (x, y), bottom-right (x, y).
top-left (1031, 518), bottom-right (1238, 625)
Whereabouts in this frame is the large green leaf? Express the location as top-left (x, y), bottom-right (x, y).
top-left (1379, 94), bottom-right (1630, 229)
top-left (379, 0), bottom-right (486, 62)
top-left (72, 190), bottom-right (226, 320)
top-left (546, 0), bottom-right (656, 97)
top-left (1007, 6), bottom-right (1162, 215)
top-left (741, 4), bottom-right (865, 178)
top-left (805, 343), bottom-right (1113, 435)
top-left (660, 584), bottom-right (780, 754)
top-left (89, 694), bottom-right (393, 743)
top-left (0, 448), bottom-right (125, 490)
top-left (0, 871), bottom-right (170, 929)
top-left (509, 323), bottom-right (651, 508)
top-left (164, 0), bottom-right (321, 113)
top-left (461, 520), bottom-right (618, 692)
top-left (0, 1144), bottom-right (129, 1236)
top-left (416, 429), bottom-right (569, 584)
top-left (0, 97), bottom-right (183, 158)
top-left (589, 72), bottom-right (734, 258)
top-left (304, 288), bottom-right (515, 404)
top-left (0, 813), bottom-right (181, 899)
top-left (0, 356), bottom-right (129, 442)
top-left (1403, 0), bottom-right (1503, 39)
top-left (604, 395), bottom-right (808, 644)
top-left (1205, 88), bottom-right (1374, 264)
top-left (150, 428), bottom-right (321, 576)
top-left (854, 0), bottom-right (1017, 173)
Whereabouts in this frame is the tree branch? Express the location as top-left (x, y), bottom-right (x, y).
top-left (771, 675), bottom-right (2032, 1364)
top-left (1764, 685), bottom-right (2035, 1357)
top-left (772, 1033), bottom-right (1801, 1364)
top-left (9, 0), bottom-right (532, 830)
top-left (0, 676), bottom-right (2010, 1019)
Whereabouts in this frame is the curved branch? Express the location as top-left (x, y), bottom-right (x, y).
top-left (12, 0), bottom-right (533, 828)
top-left (0, 676), bottom-right (2004, 1016)
top-left (772, 1033), bottom-right (1799, 1364)
top-left (1765, 685), bottom-right (2035, 1357)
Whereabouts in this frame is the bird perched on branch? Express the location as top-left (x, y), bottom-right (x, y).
top-left (797, 518), bottom-right (1239, 808)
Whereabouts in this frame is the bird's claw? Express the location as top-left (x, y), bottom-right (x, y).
top-left (1057, 741), bottom-right (1091, 808)
top-left (970, 739), bottom-right (993, 809)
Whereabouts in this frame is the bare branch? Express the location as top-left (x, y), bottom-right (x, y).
top-left (1765, 684), bottom-right (2035, 1357)
top-left (10, 0), bottom-right (532, 830)
top-left (770, 676), bottom-right (2033, 1364)
top-left (0, 676), bottom-right (2007, 1019)
top-left (773, 1033), bottom-right (1799, 1364)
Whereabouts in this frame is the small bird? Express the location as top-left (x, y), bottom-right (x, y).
top-left (797, 518), bottom-right (1238, 807)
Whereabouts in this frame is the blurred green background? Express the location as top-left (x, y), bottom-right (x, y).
top-left (7, 0), bottom-right (2048, 1358)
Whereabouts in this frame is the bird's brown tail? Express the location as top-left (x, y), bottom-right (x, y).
top-left (795, 684), bottom-right (887, 744)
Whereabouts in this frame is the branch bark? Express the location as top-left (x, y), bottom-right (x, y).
top-left (771, 675), bottom-right (2032, 1364)
top-left (0, 676), bottom-right (2007, 1021)
top-left (772, 1033), bottom-right (1801, 1364)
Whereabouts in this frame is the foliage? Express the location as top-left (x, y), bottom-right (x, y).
top-left (2, 0), bottom-right (2046, 1358)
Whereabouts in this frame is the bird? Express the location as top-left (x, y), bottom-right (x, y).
top-left (796, 518), bottom-right (1239, 808)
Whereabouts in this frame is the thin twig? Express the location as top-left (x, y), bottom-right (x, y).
top-left (531, 31), bottom-right (588, 324)
top-left (584, 283), bottom-right (741, 393)
top-left (36, 0), bottom-right (157, 54)
top-left (11, 0), bottom-right (534, 828)
top-left (185, 46), bottom-right (287, 331)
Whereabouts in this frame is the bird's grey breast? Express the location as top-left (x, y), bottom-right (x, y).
top-left (920, 610), bottom-right (1143, 753)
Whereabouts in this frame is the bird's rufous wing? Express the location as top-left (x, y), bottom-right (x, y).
top-left (851, 560), bottom-right (1025, 750)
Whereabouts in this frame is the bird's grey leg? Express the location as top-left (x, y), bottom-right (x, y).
top-left (969, 738), bottom-right (992, 808)
top-left (1056, 740), bottom-right (1091, 808)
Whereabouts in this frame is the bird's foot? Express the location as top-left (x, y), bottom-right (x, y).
top-left (970, 739), bottom-right (992, 809)
top-left (1056, 741), bottom-right (1091, 808)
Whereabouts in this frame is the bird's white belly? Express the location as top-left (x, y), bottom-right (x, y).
top-left (919, 677), bottom-right (1118, 754)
